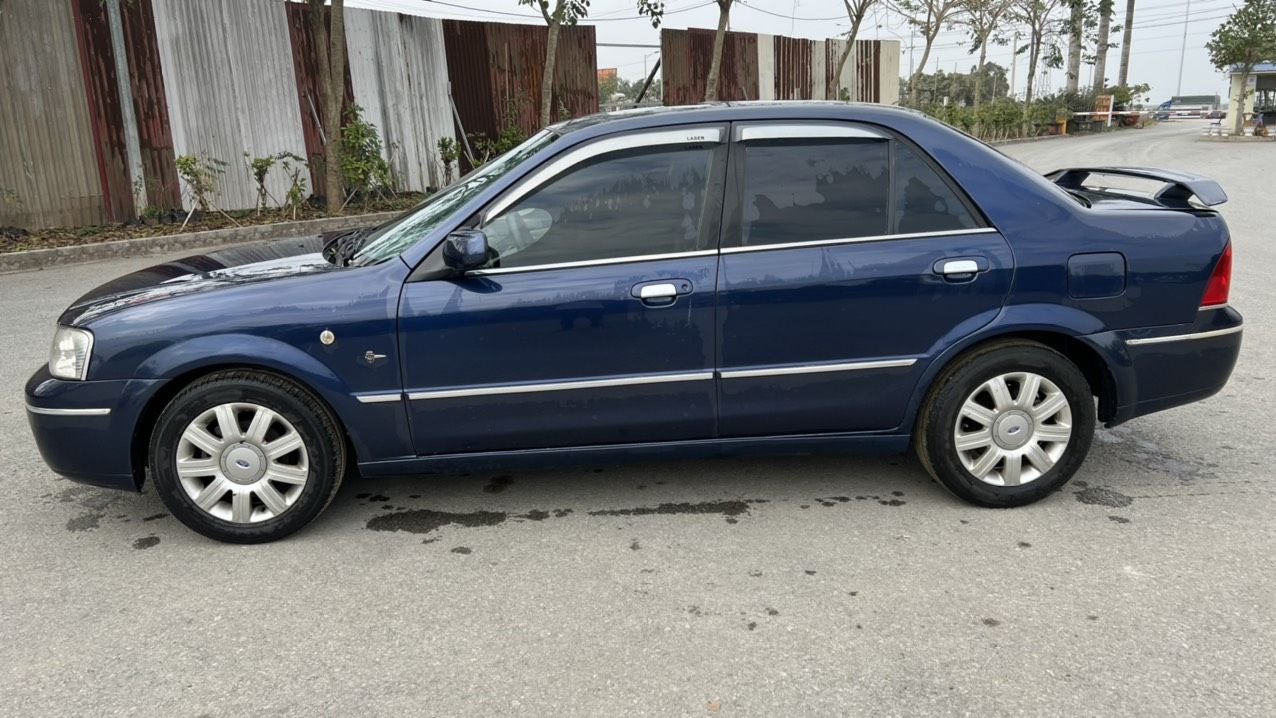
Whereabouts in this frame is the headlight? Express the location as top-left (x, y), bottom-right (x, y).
top-left (49, 326), bottom-right (93, 380)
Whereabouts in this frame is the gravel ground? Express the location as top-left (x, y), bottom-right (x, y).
top-left (0, 120), bottom-right (1270, 717)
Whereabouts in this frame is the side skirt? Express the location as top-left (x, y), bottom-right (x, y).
top-left (356, 432), bottom-right (912, 477)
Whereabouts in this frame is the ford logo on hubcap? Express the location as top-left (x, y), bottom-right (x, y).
top-left (235, 459), bottom-right (251, 469)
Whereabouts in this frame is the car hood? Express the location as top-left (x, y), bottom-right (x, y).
top-left (60, 235), bottom-right (337, 326)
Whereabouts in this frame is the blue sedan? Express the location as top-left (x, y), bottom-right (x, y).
top-left (26, 102), bottom-right (1242, 542)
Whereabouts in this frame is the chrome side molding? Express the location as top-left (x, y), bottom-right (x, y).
top-left (1126, 325), bottom-right (1242, 346)
top-left (407, 371), bottom-right (715, 401)
top-left (719, 358), bottom-right (917, 379)
top-left (403, 359), bottom-right (919, 402)
top-left (25, 405), bottom-right (111, 416)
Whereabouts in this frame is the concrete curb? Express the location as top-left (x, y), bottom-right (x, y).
top-left (0, 211), bottom-right (401, 275)
top-left (988, 133), bottom-right (1072, 147)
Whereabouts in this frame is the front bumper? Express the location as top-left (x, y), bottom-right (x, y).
top-left (1093, 305), bottom-right (1243, 426)
top-left (24, 366), bottom-right (159, 491)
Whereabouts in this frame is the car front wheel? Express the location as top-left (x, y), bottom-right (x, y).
top-left (915, 340), bottom-right (1096, 507)
top-left (149, 370), bottom-right (347, 543)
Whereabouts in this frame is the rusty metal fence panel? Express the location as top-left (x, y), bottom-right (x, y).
top-left (445, 19), bottom-right (599, 146)
top-left (0, 0), bottom-right (105, 229)
top-left (661, 28), bottom-right (758, 104)
top-left (152, 0), bottom-right (309, 212)
top-left (346, 9), bottom-right (455, 191)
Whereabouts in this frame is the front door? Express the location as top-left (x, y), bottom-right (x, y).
top-left (716, 121), bottom-right (1014, 436)
top-left (399, 126), bottom-right (728, 455)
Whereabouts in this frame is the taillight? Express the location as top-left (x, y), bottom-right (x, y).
top-left (1201, 241), bottom-right (1232, 307)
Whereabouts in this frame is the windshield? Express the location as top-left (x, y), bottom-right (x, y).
top-left (351, 130), bottom-right (559, 265)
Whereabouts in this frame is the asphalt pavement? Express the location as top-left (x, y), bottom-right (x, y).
top-left (0, 121), bottom-right (1271, 717)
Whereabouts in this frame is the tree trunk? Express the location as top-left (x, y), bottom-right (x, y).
top-left (909, 28), bottom-right (937, 107)
top-left (834, 7), bottom-right (867, 100)
top-left (307, 1), bottom-right (333, 207)
top-left (324, 0), bottom-right (346, 215)
top-left (1233, 69), bottom-right (1251, 136)
top-left (540, 18), bottom-right (561, 126)
top-left (1117, 0), bottom-right (1135, 86)
top-left (1065, 0), bottom-right (1083, 93)
top-left (704, 1), bottom-right (731, 102)
top-left (974, 41), bottom-right (988, 107)
top-left (1092, 1), bottom-right (1112, 90)
top-left (1025, 32), bottom-right (1041, 106)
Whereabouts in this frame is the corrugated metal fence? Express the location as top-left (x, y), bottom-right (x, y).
top-left (662, 28), bottom-right (899, 106)
top-left (0, 1), bottom-right (599, 229)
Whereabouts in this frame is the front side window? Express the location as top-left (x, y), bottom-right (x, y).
top-left (352, 130), bottom-right (559, 265)
top-left (741, 139), bottom-right (891, 247)
top-left (481, 143), bottom-right (717, 269)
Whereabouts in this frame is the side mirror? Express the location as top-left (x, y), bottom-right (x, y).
top-left (442, 229), bottom-right (489, 272)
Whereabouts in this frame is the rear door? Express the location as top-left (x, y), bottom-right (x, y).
top-left (398, 126), bottom-right (728, 455)
top-left (716, 121), bottom-right (1014, 436)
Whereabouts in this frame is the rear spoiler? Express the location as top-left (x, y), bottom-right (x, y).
top-left (1045, 166), bottom-right (1227, 208)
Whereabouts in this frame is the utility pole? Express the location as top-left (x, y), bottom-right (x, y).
top-left (1176, 0), bottom-right (1191, 96)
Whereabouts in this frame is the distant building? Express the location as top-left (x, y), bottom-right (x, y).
top-left (1227, 63), bottom-right (1276, 122)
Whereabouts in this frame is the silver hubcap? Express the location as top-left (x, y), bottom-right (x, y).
top-left (954, 372), bottom-right (1073, 487)
top-left (175, 402), bottom-right (309, 523)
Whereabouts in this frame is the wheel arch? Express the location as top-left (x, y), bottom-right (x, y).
top-left (128, 341), bottom-right (361, 489)
top-left (906, 322), bottom-right (1121, 435)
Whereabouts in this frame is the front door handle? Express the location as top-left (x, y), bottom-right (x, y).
top-left (639, 283), bottom-right (678, 300)
top-left (941, 259), bottom-right (979, 275)
top-left (631, 279), bottom-right (693, 307)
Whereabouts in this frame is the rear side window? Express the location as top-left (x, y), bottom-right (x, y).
top-left (893, 142), bottom-right (979, 234)
top-left (482, 145), bottom-right (716, 269)
top-left (741, 139), bottom-right (890, 246)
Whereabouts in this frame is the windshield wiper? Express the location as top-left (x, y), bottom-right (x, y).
top-left (321, 227), bottom-right (372, 267)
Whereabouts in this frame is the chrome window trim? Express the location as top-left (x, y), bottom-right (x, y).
top-left (1125, 324), bottom-right (1242, 346)
top-left (720, 227), bottom-right (999, 255)
top-left (354, 392), bottom-right (404, 404)
top-left (407, 371), bottom-right (715, 401)
top-left (736, 122), bottom-right (888, 142)
top-left (719, 358), bottom-right (917, 380)
top-left (25, 405), bottom-right (111, 417)
top-left (482, 126), bottom-right (724, 225)
top-left (468, 249), bottom-right (717, 276)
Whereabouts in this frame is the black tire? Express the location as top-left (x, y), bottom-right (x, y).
top-left (915, 339), bottom-right (1095, 507)
top-left (148, 370), bottom-right (347, 543)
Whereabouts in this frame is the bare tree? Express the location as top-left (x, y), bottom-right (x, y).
top-left (1092, 0), bottom-right (1114, 89)
top-left (522, 2), bottom-right (663, 126)
top-left (1013, 0), bottom-right (1064, 104)
top-left (834, 0), bottom-right (879, 99)
top-left (1117, 0), bottom-right (1134, 86)
top-left (1064, 0), bottom-right (1084, 93)
top-left (704, 0), bottom-right (735, 101)
top-left (306, 0), bottom-right (347, 213)
top-left (899, 0), bottom-right (969, 106)
top-left (962, 0), bottom-right (1015, 106)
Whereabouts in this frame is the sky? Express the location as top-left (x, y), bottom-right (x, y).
top-left (346, 0), bottom-right (1239, 104)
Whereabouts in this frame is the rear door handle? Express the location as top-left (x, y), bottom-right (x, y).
top-left (933, 257), bottom-right (987, 282)
top-left (631, 279), bottom-right (693, 307)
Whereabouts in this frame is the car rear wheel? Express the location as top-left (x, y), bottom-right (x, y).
top-left (915, 340), bottom-right (1095, 507)
top-left (149, 370), bottom-right (346, 543)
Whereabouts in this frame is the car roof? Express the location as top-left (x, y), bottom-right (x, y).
top-left (548, 101), bottom-right (927, 137)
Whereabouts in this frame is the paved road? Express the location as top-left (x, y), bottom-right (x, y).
top-left (1, 122), bottom-right (1271, 717)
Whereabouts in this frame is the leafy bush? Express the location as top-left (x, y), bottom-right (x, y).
top-left (174, 155), bottom-right (227, 212)
top-left (339, 105), bottom-right (393, 209)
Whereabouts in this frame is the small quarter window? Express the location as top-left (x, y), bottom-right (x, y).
top-left (482, 144), bottom-right (717, 269)
top-left (893, 142), bottom-right (979, 234)
top-left (741, 139), bottom-right (890, 246)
